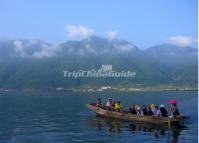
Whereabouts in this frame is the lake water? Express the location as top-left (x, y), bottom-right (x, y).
top-left (0, 91), bottom-right (197, 143)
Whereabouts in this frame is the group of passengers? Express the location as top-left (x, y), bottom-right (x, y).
top-left (96, 98), bottom-right (180, 118)
top-left (128, 104), bottom-right (168, 117)
top-left (96, 98), bottom-right (123, 112)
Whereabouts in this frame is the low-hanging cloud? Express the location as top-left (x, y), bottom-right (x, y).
top-left (14, 40), bottom-right (26, 57)
top-left (167, 36), bottom-right (194, 47)
top-left (14, 40), bottom-right (57, 58)
top-left (66, 25), bottom-right (94, 40)
top-left (106, 31), bottom-right (118, 40)
top-left (32, 44), bottom-right (57, 58)
top-left (115, 44), bottom-right (135, 52)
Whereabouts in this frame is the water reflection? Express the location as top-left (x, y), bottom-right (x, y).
top-left (87, 116), bottom-right (188, 143)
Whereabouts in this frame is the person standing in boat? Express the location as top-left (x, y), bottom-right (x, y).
top-left (106, 98), bottom-right (113, 111)
top-left (115, 100), bottom-right (123, 112)
top-left (169, 100), bottom-right (180, 117)
top-left (96, 98), bottom-right (102, 108)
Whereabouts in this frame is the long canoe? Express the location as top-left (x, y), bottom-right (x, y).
top-left (86, 103), bottom-right (184, 126)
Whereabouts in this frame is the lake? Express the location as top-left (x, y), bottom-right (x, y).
top-left (0, 91), bottom-right (197, 143)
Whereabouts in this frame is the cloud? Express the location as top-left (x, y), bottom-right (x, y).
top-left (106, 31), bottom-right (118, 40)
top-left (14, 40), bottom-right (23, 52)
top-left (116, 44), bottom-right (135, 52)
top-left (167, 36), bottom-right (194, 47)
top-left (32, 44), bottom-right (57, 58)
top-left (14, 40), bottom-right (57, 58)
top-left (66, 25), bottom-right (94, 40)
top-left (14, 40), bottom-right (26, 57)
top-left (85, 43), bottom-right (97, 54)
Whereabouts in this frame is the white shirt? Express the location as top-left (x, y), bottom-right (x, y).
top-left (106, 101), bottom-right (111, 107)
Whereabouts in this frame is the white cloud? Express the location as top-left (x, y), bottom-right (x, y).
top-left (66, 25), bottom-right (94, 40)
top-left (106, 31), bottom-right (118, 40)
top-left (14, 41), bottom-right (57, 58)
top-left (14, 40), bottom-right (23, 52)
top-left (167, 36), bottom-right (194, 47)
top-left (116, 44), bottom-right (135, 52)
top-left (32, 44), bottom-right (56, 58)
top-left (14, 40), bottom-right (26, 57)
top-left (85, 43), bottom-right (97, 54)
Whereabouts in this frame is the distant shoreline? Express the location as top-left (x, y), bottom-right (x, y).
top-left (0, 87), bottom-right (197, 93)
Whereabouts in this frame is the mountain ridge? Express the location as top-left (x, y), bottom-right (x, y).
top-left (0, 36), bottom-right (197, 89)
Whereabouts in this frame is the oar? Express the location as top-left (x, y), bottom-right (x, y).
top-left (167, 104), bottom-right (172, 115)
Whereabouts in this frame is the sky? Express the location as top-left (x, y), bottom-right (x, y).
top-left (0, 0), bottom-right (197, 49)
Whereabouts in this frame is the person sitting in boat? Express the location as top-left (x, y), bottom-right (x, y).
top-left (154, 106), bottom-right (162, 117)
top-left (169, 100), bottom-right (180, 118)
top-left (159, 104), bottom-right (168, 117)
top-left (128, 105), bottom-right (137, 114)
top-left (136, 106), bottom-right (142, 115)
top-left (151, 104), bottom-right (157, 115)
top-left (106, 98), bottom-right (114, 111)
top-left (115, 100), bottom-right (123, 112)
top-left (142, 105), bottom-right (148, 115)
top-left (96, 98), bottom-right (102, 107)
top-left (147, 106), bottom-right (153, 116)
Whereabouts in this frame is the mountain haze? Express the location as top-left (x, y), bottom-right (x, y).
top-left (0, 36), bottom-right (197, 89)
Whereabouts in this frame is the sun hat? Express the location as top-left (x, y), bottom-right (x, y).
top-left (170, 100), bottom-right (177, 105)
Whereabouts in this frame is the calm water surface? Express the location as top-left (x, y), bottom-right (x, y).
top-left (0, 91), bottom-right (197, 143)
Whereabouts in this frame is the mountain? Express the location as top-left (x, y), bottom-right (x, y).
top-left (144, 44), bottom-right (197, 65)
top-left (144, 44), bottom-right (197, 84)
top-left (0, 36), bottom-right (197, 89)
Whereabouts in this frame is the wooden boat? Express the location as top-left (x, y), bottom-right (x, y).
top-left (87, 103), bottom-right (185, 126)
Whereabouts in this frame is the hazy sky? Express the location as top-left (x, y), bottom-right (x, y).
top-left (0, 0), bottom-right (197, 49)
